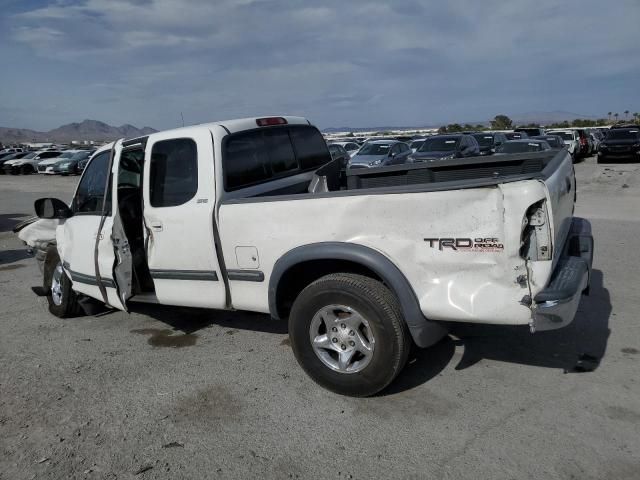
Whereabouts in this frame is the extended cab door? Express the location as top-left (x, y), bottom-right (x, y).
top-left (141, 131), bottom-right (227, 308)
top-left (57, 146), bottom-right (127, 310)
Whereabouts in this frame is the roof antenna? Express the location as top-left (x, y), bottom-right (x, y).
top-left (180, 112), bottom-right (185, 127)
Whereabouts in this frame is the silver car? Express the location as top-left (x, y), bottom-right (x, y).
top-left (348, 140), bottom-right (412, 169)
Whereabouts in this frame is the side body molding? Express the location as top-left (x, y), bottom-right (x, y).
top-left (268, 242), bottom-right (448, 348)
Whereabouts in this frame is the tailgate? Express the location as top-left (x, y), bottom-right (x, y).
top-left (542, 153), bottom-right (575, 268)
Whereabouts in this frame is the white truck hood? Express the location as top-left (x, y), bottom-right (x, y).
top-left (17, 218), bottom-right (57, 248)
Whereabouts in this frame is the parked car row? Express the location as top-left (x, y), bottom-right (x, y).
top-left (324, 124), bottom-right (631, 169)
top-left (326, 130), bottom-right (568, 169)
top-left (0, 147), bottom-right (95, 175)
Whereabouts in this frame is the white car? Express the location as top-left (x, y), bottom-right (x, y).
top-left (19, 115), bottom-right (592, 397)
top-left (546, 130), bottom-right (580, 158)
top-left (3, 149), bottom-right (63, 174)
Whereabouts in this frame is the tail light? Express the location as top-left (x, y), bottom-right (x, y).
top-left (256, 117), bottom-right (287, 127)
top-left (521, 201), bottom-right (552, 261)
top-left (580, 136), bottom-right (587, 146)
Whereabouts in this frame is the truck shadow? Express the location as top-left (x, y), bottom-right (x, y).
top-left (0, 213), bottom-right (29, 233)
top-left (385, 269), bottom-right (611, 395)
top-left (129, 303), bottom-right (288, 335)
top-left (0, 248), bottom-right (33, 266)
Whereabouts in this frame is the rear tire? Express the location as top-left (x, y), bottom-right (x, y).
top-left (43, 246), bottom-right (81, 318)
top-left (288, 273), bottom-right (411, 397)
top-left (20, 165), bottom-right (32, 175)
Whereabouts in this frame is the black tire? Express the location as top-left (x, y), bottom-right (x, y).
top-left (20, 165), bottom-right (33, 175)
top-left (288, 273), bottom-right (411, 397)
top-left (43, 246), bottom-right (81, 318)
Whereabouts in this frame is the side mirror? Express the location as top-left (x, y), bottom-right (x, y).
top-left (35, 198), bottom-right (73, 219)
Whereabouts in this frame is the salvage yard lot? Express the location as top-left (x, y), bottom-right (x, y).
top-left (1, 157), bottom-right (639, 479)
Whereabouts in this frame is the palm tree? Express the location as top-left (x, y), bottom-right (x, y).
top-left (614, 113), bottom-right (619, 123)
top-left (634, 112), bottom-right (639, 124)
top-left (607, 111), bottom-right (612, 122)
top-left (624, 110), bottom-right (630, 120)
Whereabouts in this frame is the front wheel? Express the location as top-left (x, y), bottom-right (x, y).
top-left (43, 246), bottom-right (81, 317)
top-left (289, 273), bottom-right (411, 397)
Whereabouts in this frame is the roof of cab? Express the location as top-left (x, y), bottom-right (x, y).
top-left (123, 116), bottom-right (311, 146)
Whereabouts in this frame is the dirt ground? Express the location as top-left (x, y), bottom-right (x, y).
top-left (1, 155), bottom-right (639, 479)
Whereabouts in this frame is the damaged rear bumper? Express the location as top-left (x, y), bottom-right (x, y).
top-left (531, 217), bottom-right (594, 332)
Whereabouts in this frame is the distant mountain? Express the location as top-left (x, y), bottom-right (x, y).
top-left (0, 119), bottom-right (157, 143)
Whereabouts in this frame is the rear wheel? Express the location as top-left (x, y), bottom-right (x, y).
top-left (288, 273), bottom-right (410, 397)
top-left (20, 165), bottom-right (33, 175)
top-left (43, 246), bottom-right (81, 317)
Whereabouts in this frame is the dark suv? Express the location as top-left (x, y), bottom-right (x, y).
top-left (598, 127), bottom-right (640, 163)
top-left (409, 134), bottom-right (480, 162)
top-left (471, 132), bottom-right (508, 156)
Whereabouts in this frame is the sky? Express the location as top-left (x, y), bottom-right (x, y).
top-left (0, 0), bottom-right (638, 131)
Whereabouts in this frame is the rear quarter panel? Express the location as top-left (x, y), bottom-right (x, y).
top-left (219, 181), bottom-right (548, 325)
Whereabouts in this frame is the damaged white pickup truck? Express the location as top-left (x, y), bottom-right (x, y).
top-left (18, 116), bottom-right (594, 396)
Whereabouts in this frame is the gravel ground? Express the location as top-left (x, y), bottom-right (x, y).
top-left (1, 156), bottom-right (639, 480)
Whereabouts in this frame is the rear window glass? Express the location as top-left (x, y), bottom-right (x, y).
top-left (223, 126), bottom-right (331, 191)
top-left (149, 138), bottom-right (198, 207)
top-left (290, 127), bottom-right (331, 170)
top-left (472, 134), bottom-right (495, 146)
top-left (606, 129), bottom-right (640, 140)
top-left (418, 137), bottom-right (460, 152)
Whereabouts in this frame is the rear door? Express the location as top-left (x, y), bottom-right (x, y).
top-left (142, 131), bottom-right (227, 308)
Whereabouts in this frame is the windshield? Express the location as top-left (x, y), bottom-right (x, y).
top-left (418, 137), bottom-right (459, 152)
top-left (22, 152), bottom-right (38, 159)
top-left (472, 134), bottom-right (494, 147)
top-left (606, 129), bottom-right (640, 140)
top-left (71, 151), bottom-right (92, 160)
top-left (505, 132), bottom-right (527, 139)
top-left (57, 151), bottom-right (76, 159)
top-left (533, 136), bottom-right (562, 147)
top-left (551, 131), bottom-right (574, 140)
top-left (357, 143), bottom-right (391, 155)
top-left (497, 141), bottom-right (546, 153)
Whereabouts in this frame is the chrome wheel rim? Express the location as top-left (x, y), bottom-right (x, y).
top-left (51, 263), bottom-right (64, 306)
top-left (309, 304), bottom-right (375, 374)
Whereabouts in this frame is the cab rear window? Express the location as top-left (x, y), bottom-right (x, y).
top-left (223, 126), bottom-right (331, 191)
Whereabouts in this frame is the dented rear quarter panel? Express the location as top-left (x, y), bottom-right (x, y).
top-left (219, 179), bottom-right (550, 326)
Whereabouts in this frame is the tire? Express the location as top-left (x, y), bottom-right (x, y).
top-left (288, 273), bottom-right (411, 397)
top-left (43, 246), bottom-right (81, 318)
top-left (20, 165), bottom-right (32, 175)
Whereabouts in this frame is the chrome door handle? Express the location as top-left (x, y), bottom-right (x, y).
top-left (150, 222), bottom-right (163, 232)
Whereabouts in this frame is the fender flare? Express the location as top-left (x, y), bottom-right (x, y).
top-left (268, 242), bottom-right (448, 348)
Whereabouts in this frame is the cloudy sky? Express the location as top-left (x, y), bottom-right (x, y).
top-left (0, 0), bottom-right (638, 131)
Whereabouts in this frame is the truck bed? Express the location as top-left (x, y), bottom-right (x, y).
top-left (229, 149), bottom-right (569, 201)
top-left (344, 150), bottom-right (566, 191)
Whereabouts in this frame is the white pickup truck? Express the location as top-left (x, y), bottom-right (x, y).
top-left (19, 116), bottom-right (594, 396)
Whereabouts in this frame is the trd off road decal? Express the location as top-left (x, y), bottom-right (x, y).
top-left (424, 237), bottom-right (504, 252)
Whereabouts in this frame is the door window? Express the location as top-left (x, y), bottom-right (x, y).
top-left (72, 151), bottom-right (111, 215)
top-left (149, 138), bottom-right (198, 207)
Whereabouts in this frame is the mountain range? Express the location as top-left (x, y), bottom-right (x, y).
top-left (0, 120), bottom-right (157, 143)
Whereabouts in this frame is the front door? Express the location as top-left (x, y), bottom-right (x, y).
top-left (57, 145), bottom-right (127, 310)
top-left (141, 131), bottom-right (226, 308)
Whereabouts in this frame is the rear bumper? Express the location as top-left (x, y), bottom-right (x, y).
top-left (531, 217), bottom-right (594, 332)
